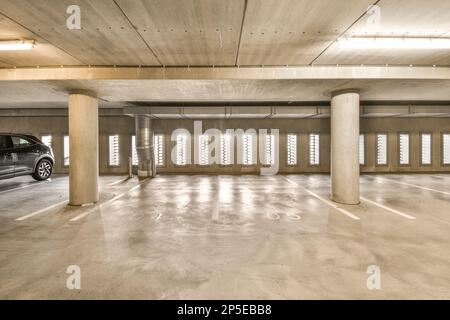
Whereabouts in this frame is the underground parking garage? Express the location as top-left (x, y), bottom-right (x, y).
top-left (0, 0), bottom-right (450, 306)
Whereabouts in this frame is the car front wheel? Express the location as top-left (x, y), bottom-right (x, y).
top-left (32, 159), bottom-right (53, 181)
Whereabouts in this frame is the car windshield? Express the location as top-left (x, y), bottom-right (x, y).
top-left (11, 136), bottom-right (34, 148)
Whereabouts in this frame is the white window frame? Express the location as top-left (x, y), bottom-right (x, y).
top-left (176, 134), bottom-right (188, 166)
top-left (108, 134), bottom-right (120, 166)
top-left (63, 135), bottom-right (70, 166)
top-left (41, 134), bottom-right (53, 149)
top-left (264, 133), bottom-right (275, 165)
top-left (242, 134), bottom-right (255, 165)
top-left (131, 135), bottom-right (138, 166)
top-left (399, 133), bottom-right (410, 166)
top-left (420, 133), bottom-right (432, 166)
top-left (154, 134), bottom-right (164, 167)
top-left (376, 133), bottom-right (388, 166)
top-left (359, 134), bottom-right (365, 165)
top-left (309, 133), bottom-right (320, 166)
top-left (443, 133), bottom-right (450, 165)
top-left (220, 133), bottom-right (232, 166)
top-left (286, 134), bottom-right (297, 166)
top-left (198, 134), bottom-right (209, 166)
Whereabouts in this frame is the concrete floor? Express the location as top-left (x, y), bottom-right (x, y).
top-left (0, 173), bottom-right (449, 299)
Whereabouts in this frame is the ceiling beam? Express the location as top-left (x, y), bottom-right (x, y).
top-left (0, 108), bottom-right (123, 117)
top-left (1, 66), bottom-right (450, 81)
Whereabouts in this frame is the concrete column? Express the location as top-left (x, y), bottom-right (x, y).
top-left (68, 92), bottom-right (99, 205)
top-left (135, 115), bottom-right (154, 179)
top-left (330, 90), bottom-right (360, 204)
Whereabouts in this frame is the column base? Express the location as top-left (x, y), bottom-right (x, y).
top-left (137, 170), bottom-right (152, 179)
top-left (68, 201), bottom-right (97, 207)
top-left (331, 195), bottom-right (360, 205)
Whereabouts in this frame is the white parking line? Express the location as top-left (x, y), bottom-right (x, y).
top-left (0, 180), bottom-right (50, 195)
top-left (211, 198), bottom-right (219, 222)
top-left (382, 178), bottom-right (450, 196)
top-left (15, 199), bottom-right (68, 221)
top-left (107, 177), bottom-right (130, 186)
top-left (70, 179), bottom-right (148, 222)
top-left (360, 196), bottom-right (416, 220)
top-left (282, 177), bottom-right (360, 220)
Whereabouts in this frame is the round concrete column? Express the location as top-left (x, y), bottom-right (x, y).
top-left (68, 92), bottom-right (99, 206)
top-left (135, 115), bottom-right (154, 179)
top-left (330, 90), bottom-right (360, 205)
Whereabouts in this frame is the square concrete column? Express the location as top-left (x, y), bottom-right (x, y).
top-left (68, 92), bottom-right (99, 205)
top-left (331, 90), bottom-right (360, 204)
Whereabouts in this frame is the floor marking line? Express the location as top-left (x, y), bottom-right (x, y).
top-left (107, 177), bottom-right (131, 186)
top-left (211, 199), bottom-right (219, 222)
top-left (381, 178), bottom-right (450, 196)
top-left (70, 179), bottom-right (149, 222)
top-left (15, 200), bottom-right (69, 221)
top-left (0, 180), bottom-right (48, 195)
top-left (211, 176), bottom-right (220, 222)
top-left (360, 196), bottom-right (416, 220)
top-left (282, 176), bottom-right (360, 220)
top-left (154, 213), bottom-right (162, 220)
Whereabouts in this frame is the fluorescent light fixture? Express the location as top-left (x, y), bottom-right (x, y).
top-left (337, 37), bottom-right (450, 49)
top-left (0, 40), bottom-right (35, 51)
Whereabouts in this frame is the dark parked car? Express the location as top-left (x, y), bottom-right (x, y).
top-left (0, 133), bottom-right (54, 181)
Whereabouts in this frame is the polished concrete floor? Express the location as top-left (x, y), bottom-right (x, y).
top-left (0, 173), bottom-right (449, 299)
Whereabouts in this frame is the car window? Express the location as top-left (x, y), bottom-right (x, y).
top-left (11, 136), bottom-right (34, 148)
top-left (0, 135), bottom-right (11, 149)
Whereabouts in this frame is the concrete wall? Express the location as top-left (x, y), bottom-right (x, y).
top-left (0, 116), bottom-right (134, 175)
top-left (0, 116), bottom-right (449, 174)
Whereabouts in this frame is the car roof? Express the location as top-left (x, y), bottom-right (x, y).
top-left (0, 133), bottom-right (40, 142)
top-left (0, 133), bottom-right (36, 137)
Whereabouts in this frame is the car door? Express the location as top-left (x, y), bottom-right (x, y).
top-left (0, 135), bottom-right (15, 178)
top-left (11, 136), bottom-right (40, 174)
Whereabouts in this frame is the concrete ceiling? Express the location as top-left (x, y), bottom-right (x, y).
top-left (0, 1), bottom-right (449, 113)
top-left (317, 0), bottom-right (450, 66)
top-left (0, 0), bottom-right (449, 67)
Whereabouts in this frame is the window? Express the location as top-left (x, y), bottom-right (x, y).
top-left (108, 135), bottom-right (120, 166)
top-left (264, 134), bottom-right (275, 165)
top-left (131, 135), bottom-right (138, 166)
top-left (287, 134), bottom-right (297, 165)
top-left (243, 134), bottom-right (254, 165)
top-left (220, 134), bottom-right (232, 165)
top-left (12, 136), bottom-right (33, 148)
top-left (63, 135), bottom-right (70, 166)
top-left (359, 134), bottom-right (365, 165)
top-left (176, 134), bottom-right (187, 166)
top-left (399, 133), bottom-right (410, 165)
top-left (309, 134), bottom-right (320, 165)
top-left (443, 134), bottom-right (450, 165)
top-left (421, 133), bottom-right (432, 165)
top-left (198, 134), bottom-right (209, 165)
top-left (41, 135), bottom-right (52, 149)
top-left (0, 135), bottom-right (11, 149)
top-left (154, 134), bottom-right (164, 166)
top-left (376, 133), bottom-right (387, 165)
